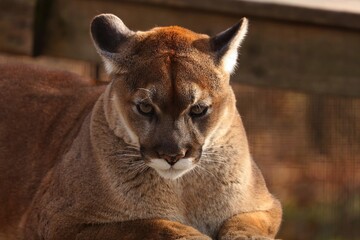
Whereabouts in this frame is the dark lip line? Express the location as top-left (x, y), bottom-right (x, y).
top-left (142, 156), bottom-right (202, 165)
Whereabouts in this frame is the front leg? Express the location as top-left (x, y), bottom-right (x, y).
top-left (217, 200), bottom-right (282, 240)
top-left (76, 218), bottom-right (211, 240)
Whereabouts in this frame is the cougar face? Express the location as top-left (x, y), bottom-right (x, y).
top-left (91, 14), bottom-right (248, 179)
top-left (110, 54), bottom-right (231, 179)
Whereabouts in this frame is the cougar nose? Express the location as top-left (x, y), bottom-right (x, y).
top-left (159, 152), bottom-right (186, 166)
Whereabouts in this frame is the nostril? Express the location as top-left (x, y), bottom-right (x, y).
top-left (174, 152), bottom-right (185, 161)
top-left (159, 152), bottom-right (186, 165)
top-left (162, 155), bottom-right (176, 165)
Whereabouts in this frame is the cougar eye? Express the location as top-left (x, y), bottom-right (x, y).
top-left (136, 103), bottom-right (154, 116)
top-left (190, 105), bottom-right (208, 118)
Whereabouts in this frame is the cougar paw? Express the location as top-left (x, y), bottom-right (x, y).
top-left (177, 236), bottom-right (211, 240)
top-left (161, 220), bottom-right (211, 240)
top-left (220, 232), bottom-right (274, 240)
top-left (234, 236), bottom-right (273, 240)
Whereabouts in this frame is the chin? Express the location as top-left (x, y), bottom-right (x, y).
top-left (147, 158), bottom-right (195, 180)
top-left (155, 168), bottom-right (193, 180)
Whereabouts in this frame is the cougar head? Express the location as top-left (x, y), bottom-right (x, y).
top-left (91, 14), bottom-right (248, 180)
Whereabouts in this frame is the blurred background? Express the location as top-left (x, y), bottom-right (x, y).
top-left (0, 0), bottom-right (359, 239)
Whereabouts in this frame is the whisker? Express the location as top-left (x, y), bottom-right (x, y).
top-left (201, 154), bottom-right (228, 160)
top-left (200, 159), bottom-right (227, 164)
top-left (121, 154), bottom-right (141, 157)
top-left (117, 149), bottom-right (139, 153)
top-left (125, 145), bottom-right (140, 150)
top-left (192, 166), bottom-right (203, 178)
top-left (201, 155), bottom-right (226, 159)
top-left (202, 152), bottom-right (226, 157)
top-left (202, 152), bottom-right (223, 155)
top-left (137, 88), bottom-right (153, 94)
top-left (131, 165), bottom-right (146, 173)
top-left (108, 151), bottom-right (141, 156)
top-left (197, 165), bottom-right (222, 182)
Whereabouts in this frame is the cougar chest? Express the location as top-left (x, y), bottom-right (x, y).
top-left (178, 172), bottom-right (234, 237)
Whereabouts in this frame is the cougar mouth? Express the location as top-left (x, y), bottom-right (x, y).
top-left (147, 158), bottom-right (196, 180)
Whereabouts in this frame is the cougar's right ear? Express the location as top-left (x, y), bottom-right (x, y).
top-left (210, 18), bottom-right (248, 74)
top-left (90, 14), bottom-right (134, 73)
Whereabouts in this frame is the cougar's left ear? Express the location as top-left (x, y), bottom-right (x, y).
top-left (210, 18), bottom-right (248, 74)
top-left (90, 13), bottom-right (134, 73)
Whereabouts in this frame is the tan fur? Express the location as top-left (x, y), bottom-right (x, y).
top-left (0, 14), bottom-right (281, 240)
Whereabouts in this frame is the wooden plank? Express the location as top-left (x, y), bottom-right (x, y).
top-left (235, 19), bottom-right (360, 97)
top-left (251, 0), bottom-right (360, 13)
top-left (43, 0), bottom-right (360, 97)
top-left (0, 54), bottom-right (97, 85)
top-left (122, 0), bottom-right (360, 30)
top-left (0, 0), bottom-right (36, 55)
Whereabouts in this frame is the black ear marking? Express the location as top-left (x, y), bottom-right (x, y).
top-left (211, 21), bottom-right (242, 55)
top-left (209, 18), bottom-right (248, 73)
top-left (90, 14), bottom-right (134, 53)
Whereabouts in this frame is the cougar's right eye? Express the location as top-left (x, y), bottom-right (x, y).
top-left (136, 103), bottom-right (154, 116)
top-left (189, 104), bottom-right (208, 118)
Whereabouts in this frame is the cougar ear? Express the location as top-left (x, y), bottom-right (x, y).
top-left (90, 14), bottom-right (134, 73)
top-left (211, 18), bottom-right (248, 74)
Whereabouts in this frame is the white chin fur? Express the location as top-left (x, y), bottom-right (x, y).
top-left (147, 158), bottom-right (195, 180)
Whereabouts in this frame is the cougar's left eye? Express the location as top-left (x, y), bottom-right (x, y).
top-left (190, 105), bottom-right (208, 118)
top-left (137, 103), bottom-right (154, 116)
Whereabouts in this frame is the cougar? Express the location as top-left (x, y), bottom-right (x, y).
top-left (0, 14), bottom-right (282, 240)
